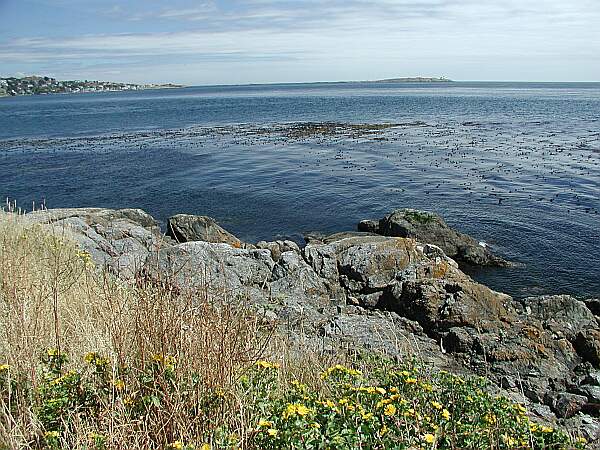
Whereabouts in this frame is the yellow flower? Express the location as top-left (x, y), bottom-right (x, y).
top-left (485, 413), bottom-right (497, 425)
top-left (441, 409), bottom-right (451, 420)
top-left (258, 419), bottom-right (272, 428)
top-left (375, 387), bottom-right (387, 395)
top-left (541, 426), bottom-right (554, 433)
top-left (256, 360), bottom-right (280, 369)
top-left (169, 441), bottom-right (183, 450)
top-left (384, 404), bottom-right (397, 416)
top-left (45, 430), bottom-right (60, 439)
top-left (321, 364), bottom-right (362, 379)
top-left (113, 379), bottom-right (125, 390)
top-left (283, 403), bottom-right (312, 419)
top-left (405, 377), bottom-right (417, 384)
top-left (200, 444), bottom-right (211, 450)
top-left (376, 398), bottom-right (392, 408)
top-left (515, 403), bottom-right (527, 415)
top-left (378, 425), bottom-right (389, 437)
top-left (361, 412), bottom-right (374, 420)
top-left (389, 387), bottom-right (399, 393)
top-left (431, 401), bottom-right (442, 410)
top-left (309, 422), bottom-right (321, 429)
top-left (529, 423), bottom-right (538, 432)
top-left (0, 364), bottom-right (9, 372)
top-left (502, 435), bottom-right (517, 446)
top-left (424, 434), bottom-right (436, 444)
top-left (338, 397), bottom-right (350, 405)
top-left (267, 428), bottom-right (278, 437)
top-left (47, 348), bottom-right (59, 357)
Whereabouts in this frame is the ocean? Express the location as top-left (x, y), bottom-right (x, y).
top-left (1, 81), bottom-right (599, 298)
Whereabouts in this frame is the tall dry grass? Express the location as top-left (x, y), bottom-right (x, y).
top-left (0, 210), bottom-right (277, 448)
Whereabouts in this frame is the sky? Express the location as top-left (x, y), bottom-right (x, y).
top-left (1, 0), bottom-right (599, 85)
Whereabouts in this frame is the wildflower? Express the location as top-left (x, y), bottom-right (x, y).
top-left (267, 428), bottom-right (278, 437)
top-left (88, 432), bottom-right (105, 442)
top-left (338, 397), bottom-right (350, 405)
top-left (502, 435), bottom-right (517, 446)
top-left (47, 348), bottom-right (59, 357)
top-left (405, 377), bottom-right (417, 384)
top-left (515, 403), bottom-right (527, 415)
top-left (424, 434), bottom-right (436, 444)
top-left (541, 426), bottom-right (554, 433)
top-left (321, 400), bottom-right (337, 409)
top-left (258, 419), bottom-right (272, 428)
top-left (200, 444), bottom-right (211, 450)
top-left (113, 379), bottom-right (125, 390)
top-left (441, 409), bottom-right (451, 420)
top-left (484, 413), bottom-right (497, 425)
top-left (384, 404), bottom-right (397, 416)
top-left (378, 425), bottom-right (389, 437)
top-left (0, 364), bottom-right (9, 372)
top-left (529, 423), bottom-right (538, 432)
top-left (321, 364), bottom-right (362, 379)
top-left (361, 412), bottom-right (374, 420)
top-left (45, 430), bottom-right (60, 439)
top-left (375, 387), bottom-right (387, 395)
top-left (168, 441), bottom-right (183, 450)
top-left (256, 360), bottom-right (280, 369)
top-left (577, 437), bottom-right (588, 444)
top-left (376, 398), bottom-right (392, 408)
top-left (389, 387), bottom-right (399, 393)
top-left (431, 401), bottom-right (442, 410)
top-left (283, 403), bottom-right (312, 419)
top-left (309, 422), bottom-right (321, 429)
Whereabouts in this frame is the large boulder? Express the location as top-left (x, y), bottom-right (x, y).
top-left (522, 295), bottom-right (598, 341)
top-left (166, 214), bottom-right (247, 248)
top-left (26, 208), bottom-right (165, 277)
top-left (358, 208), bottom-right (509, 267)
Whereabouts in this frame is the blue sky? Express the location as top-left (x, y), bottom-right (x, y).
top-left (1, 0), bottom-right (599, 84)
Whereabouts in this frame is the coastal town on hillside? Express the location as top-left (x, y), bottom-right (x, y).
top-left (0, 75), bottom-right (183, 97)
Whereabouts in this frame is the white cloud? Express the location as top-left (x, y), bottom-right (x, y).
top-left (1, 0), bottom-right (599, 83)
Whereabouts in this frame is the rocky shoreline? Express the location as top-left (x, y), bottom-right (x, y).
top-left (23, 207), bottom-right (600, 443)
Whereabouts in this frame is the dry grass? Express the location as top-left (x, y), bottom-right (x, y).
top-left (0, 210), bottom-right (281, 448)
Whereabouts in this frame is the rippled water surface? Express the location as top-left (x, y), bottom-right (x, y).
top-left (1, 82), bottom-right (599, 298)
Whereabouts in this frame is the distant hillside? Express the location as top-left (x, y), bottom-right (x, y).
top-left (0, 75), bottom-right (184, 97)
top-left (374, 77), bottom-right (453, 83)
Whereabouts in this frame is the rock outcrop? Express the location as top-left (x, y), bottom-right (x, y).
top-left (358, 208), bottom-right (510, 267)
top-left (30, 207), bottom-right (600, 442)
top-left (26, 208), bottom-right (165, 277)
top-left (166, 214), bottom-right (248, 248)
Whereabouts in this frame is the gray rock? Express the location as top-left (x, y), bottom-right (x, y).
top-left (167, 214), bottom-right (246, 247)
top-left (574, 385), bottom-right (600, 404)
top-left (144, 241), bottom-right (274, 301)
top-left (576, 330), bottom-right (600, 367)
top-left (583, 299), bottom-right (600, 317)
top-left (256, 240), bottom-right (300, 262)
top-left (523, 295), bottom-right (597, 341)
top-left (531, 403), bottom-right (557, 422)
top-left (357, 219), bottom-right (380, 233)
top-left (359, 208), bottom-right (510, 267)
top-left (549, 393), bottom-right (588, 419)
top-left (563, 414), bottom-right (600, 443)
top-left (26, 207), bottom-right (165, 278)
